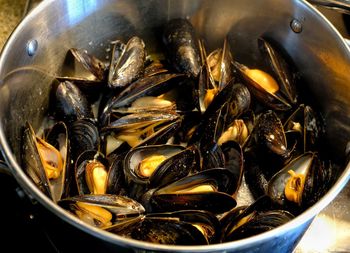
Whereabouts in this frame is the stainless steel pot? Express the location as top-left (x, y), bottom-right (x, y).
top-left (0, 0), bottom-right (349, 252)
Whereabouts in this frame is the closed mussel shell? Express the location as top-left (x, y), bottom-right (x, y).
top-left (162, 18), bottom-right (201, 78)
top-left (53, 80), bottom-right (93, 123)
top-left (106, 152), bottom-right (128, 196)
top-left (254, 110), bottom-right (287, 155)
top-left (70, 118), bottom-right (99, 162)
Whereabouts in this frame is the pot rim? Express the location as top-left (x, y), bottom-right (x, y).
top-left (0, 0), bottom-right (350, 251)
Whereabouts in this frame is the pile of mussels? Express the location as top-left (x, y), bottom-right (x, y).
top-left (22, 18), bottom-right (335, 245)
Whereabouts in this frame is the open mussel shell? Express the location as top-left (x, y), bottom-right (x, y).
top-left (267, 152), bottom-right (330, 210)
top-left (220, 195), bottom-right (294, 242)
top-left (67, 48), bottom-right (106, 81)
top-left (162, 18), bottom-right (201, 78)
top-left (147, 168), bottom-right (238, 214)
top-left (198, 38), bottom-right (235, 113)
top-left (123, 145), bottom-right (191, 199)
top-left (258, 37), bottom-right (297, 105)
top-left (222, 209), bottom-right (294, 242)
top-left (112, 96), bottom-right (176, 116)
top-left (57, 48), bottom-right (107, 102)
top-left (59, 194), bottom-right (145, 229)
top-left (75, 150), bottom-right (109, 195)
top-left (108, 36), bottom-right (146, 88)
top-left (100, 73), bottom-right (183, 125)
top-left (102, 111), bottom-right (181, 148)
top-left (207, 38), bottom-right (234, 90)
top-left (22, 121), bottom-right (69, 202)
top-left (198, 141), bottom-right (243, 197)
top-left (190, 83), bottom-right (251, 146)
top-left (219, 109), bottom-right (255, 147)
top-left (283, 104), bottom-right (324, 153)
top-left (233, 61), bottom-right (292, 111)
top-left (205, 82), bottom-right (251, 122)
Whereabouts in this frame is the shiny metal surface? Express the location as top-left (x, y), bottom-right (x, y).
top-left (308, 0), bottom-right (350, 14)
top-left (0, 0), bottom-right (349, 252)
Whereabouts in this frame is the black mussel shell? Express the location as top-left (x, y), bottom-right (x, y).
top-left (123, 145), bottom-right (186, 200)
top-left (131, 217), bottom-right (208, 245)
top-left (100, 73), bottom-right (183, 125)
top-left (53, 80), bottom-right (93, 123)
top-left (222, 209), bottom-right (294, 242)
top-left (70, 118), bottom-right (99, 162)
top-left (252, 110), bottom-right (289, 158)
top-left (233, 61), bottom-right (292, 111)
top-left (163, 18), bottom-right (201, 78)
top-left (102, 112), bottom-right (181, 148)
top-left (150, 145), bottom-right (200, 188)
top-left (68, 48), bottom-right (106, 81)
top-left (148, 168), bottom-right (238, 214)
top-left (106, 152), bottom-right (128, 196)
top-left (108, 36), bottom-right (146, 88)
top-left (146, 210), bottom-right (221, 244)
top-left (284, 104), bottom-right (324, 153)
top-left (244, 151), bottom-right (269, 199)
top-left (59, 194), bottom-right (145, 228)
top-left (75, 150), bottom-right (109, 195)
top-left (220, 195), bottom-right (292, 242)
top-left (258, 37), bottom-right (297, 105)
top-left (22, 121), bottom-right (69, 203)
top-left (267, 152), bottom-right (330, 210)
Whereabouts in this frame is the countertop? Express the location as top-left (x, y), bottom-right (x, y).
top-left (0, 1), bottom-right (349, 253)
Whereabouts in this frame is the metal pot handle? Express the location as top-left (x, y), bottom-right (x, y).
top-left (308, 0), bottom-right (350, 14)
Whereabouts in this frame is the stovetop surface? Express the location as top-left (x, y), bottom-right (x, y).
top-left (0, 1), bottom-right (349, 252)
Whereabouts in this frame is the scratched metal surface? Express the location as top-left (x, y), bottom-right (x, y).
top-left (0, 1), bottom-right (349, 252)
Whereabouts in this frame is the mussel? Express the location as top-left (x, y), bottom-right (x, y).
top-left (163, 18), bottom-right (201, 78)
top-left (108, 36), bottom-right (146, 88)
top-left (146, 168), bottom-right (238, 214)
top-left (22, 121), bottom-right (69, 202)
top-left (59, 194), bottom-right (145, 229)
top-left (267, 152), bottom-right (332, 210)
top-left (130, 210), bottom-right (220, 245)
top-left (123, 145), bottom-right (198, 199)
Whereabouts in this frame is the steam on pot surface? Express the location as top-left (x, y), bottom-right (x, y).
top-left (20, 17), bottom-right (339, 245)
